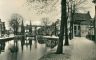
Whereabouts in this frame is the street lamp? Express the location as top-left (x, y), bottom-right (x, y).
top-left (92, 0), bottom-right (96, 41)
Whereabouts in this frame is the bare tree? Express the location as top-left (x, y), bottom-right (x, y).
top-left (25, 0), bottom-right (59, 14)
top-left (41, 17), bottom-right (51, 26)
top-left (71, 0), bottom-right (89, 12)
top-left (9, 13), bottom-right (23, 35)
top-left (41, 17), bottom-right (51, 35)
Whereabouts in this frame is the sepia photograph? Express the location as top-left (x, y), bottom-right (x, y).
top-left (0, 0), bottom-right (96, 60)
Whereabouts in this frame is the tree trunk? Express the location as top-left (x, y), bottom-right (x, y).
top-left (56, 0), bottom-right (66, 54)
top-left (64, 16), bottom-right (69, 45)
top-left (71, 18), bottom-right (74, 39)
top-left (54, 23), bottom-right (57, 36)
top-left (94, 5), bottom-right (96, 42)
top-left (70, 6), bottom-right (74, 39)
top-left (69, 21), bottom-right (72, 40)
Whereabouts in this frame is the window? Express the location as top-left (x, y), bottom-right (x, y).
top-left (74, 26), bottom-right (76, 30)
top-left (78, 25), bottom-right (80, 30)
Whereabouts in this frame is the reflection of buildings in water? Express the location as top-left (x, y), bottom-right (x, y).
top-left (14, 40), bottom-right (18, 46)
top-left (7, 50), bottom-right (18, 60)
top-left (9, 45), bottom-right (18, 53)
top-left (0, 39), bottom-right (49, 60)
top-left (20, 39), bottom-right (33, 51)
top-left (8, 40), bottom-right (19, 53)
top-left (21, 40), bottom-right (24, 51)
top-left (0, 42), bottom-right (5, 54)
top-left (21, 36), bottom-right (25, 51)
top-left (34, 40), bottom-right (37, 48)
top-left (29, 40), bottom-right (32, 51)
top-left (6, 41), bottom-right (18, 60)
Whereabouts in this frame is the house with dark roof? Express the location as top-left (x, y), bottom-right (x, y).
top-left (73, 12), bottom-right (91, 37)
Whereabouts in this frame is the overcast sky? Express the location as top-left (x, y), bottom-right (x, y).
top-left (0, 0), bottom-right (95, 29)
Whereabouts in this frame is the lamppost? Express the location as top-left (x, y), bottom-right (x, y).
top-left (93, 0), bottom-right (96, 41)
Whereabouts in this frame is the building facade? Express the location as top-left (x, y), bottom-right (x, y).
top-left (73, 12), bottom-right (91, 37)
top-left (0, 19), bottom-right (6, 37)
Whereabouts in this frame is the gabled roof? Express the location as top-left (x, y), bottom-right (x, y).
top-left (74, 12), bottom-right (91, 21)
top-left (74, 12), bottom-right (92, 25)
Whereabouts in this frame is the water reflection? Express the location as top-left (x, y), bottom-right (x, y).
top-left (6, 40), bottom-right (18, 60)
top-left (21, 37), bottom-right (25, 51)
top-left (7, 51), bottom-right (18, 60)
top-left (21, 36), bottom-right (33, 51)
top-left (0, 37), bottom-right (57, 60)
top-left (9, 39), bottom-right (18, 53)
top-left (29, 39), bottom-right (32, 50)
top-left (0, 42), bottom-right (5, 54)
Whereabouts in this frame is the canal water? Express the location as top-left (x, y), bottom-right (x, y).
top-left (0, 39), bottom-right (51, 60)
